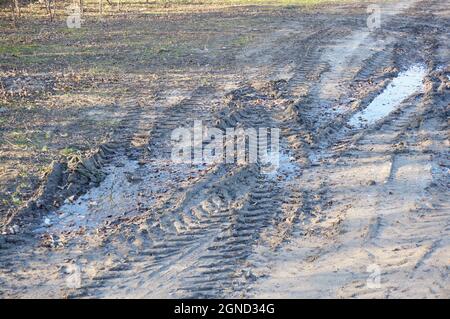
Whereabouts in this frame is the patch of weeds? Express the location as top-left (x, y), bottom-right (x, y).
top-left (141, 43), bottom-right (173, 59)
top-left (17, 169), bottom-right (29, 179)
top-left (60, 27), bottom-right (88, 39)
top-left (231, 35), bottom-right (254, 47)
top-left (157, 44), bottom-right (172, 54)
top-left (200, 74), bottom-right (215, 86)
top-left (5, 130), bottom-right (53, 150)
top-left (1, 198), bottom-right (9, 207)
top-left (86, 64), bottom-right (121, 77)
top-left (39, 163), bottom-right (53, 176)
top-left (0, 44), bottom-right (37, 56)
top-left (9, 177), bottom-right (32, 207)
top-left (10, 192), bottom-right (23, 206)
top-left (60, 147), bottom-right (80, 157)
top-left (8, 131), bottom-right (31, 148)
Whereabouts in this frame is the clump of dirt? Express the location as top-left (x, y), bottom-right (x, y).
top-left (3, 142), bottom-right (121, 233)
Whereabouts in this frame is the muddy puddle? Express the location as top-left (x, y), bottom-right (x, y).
top-left (264, 151), bottom-right (301, 181)
top-left (37, 147), bottom-right (301, 235)
top-left (37, 156), bottom-right (213, 235)
top-left (349, 64), bottom-right (427, 128)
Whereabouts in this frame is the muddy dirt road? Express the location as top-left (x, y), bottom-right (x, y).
top-left (0, 0), bottom-right (449, 298)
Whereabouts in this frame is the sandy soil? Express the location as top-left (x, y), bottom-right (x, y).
top-left (0, 0), bottom-right (448, 298)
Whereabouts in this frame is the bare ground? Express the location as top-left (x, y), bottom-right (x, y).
top-left (0, 0), bottom-right (449, 298)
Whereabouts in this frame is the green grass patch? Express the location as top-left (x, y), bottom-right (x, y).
top-left (231, 34), bottom-right (254, 47)
top-left (3, 130), bottom-right (52, 150)
top-left (60, 146), bottom-right (80, 157)
top-left (0, 44), bottom-right (37, 56)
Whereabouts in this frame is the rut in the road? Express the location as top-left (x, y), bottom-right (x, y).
top-left (83, 84), bottom-right (299, 297)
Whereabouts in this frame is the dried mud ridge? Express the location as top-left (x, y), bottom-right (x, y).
top-left (3, 111), bottom-right (136, 230)
top-left (0, 0), bottom-right (449, 298)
